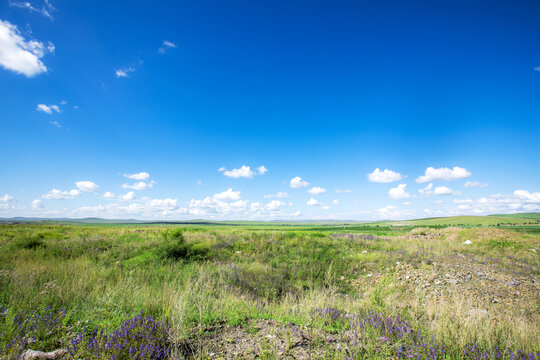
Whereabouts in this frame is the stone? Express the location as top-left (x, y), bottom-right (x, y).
top-left (22, 349), bottom-right (67, 360)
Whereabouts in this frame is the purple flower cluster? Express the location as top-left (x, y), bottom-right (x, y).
top-left (67, 312), bottom-right (170, 359)
top-left (312, 307), bottom-right (539, 360)
top-left (0, 306), bottom-right (64, 357)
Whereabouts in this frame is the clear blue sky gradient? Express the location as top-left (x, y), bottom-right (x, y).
top-left (1, 0), bottom-right (539, 220)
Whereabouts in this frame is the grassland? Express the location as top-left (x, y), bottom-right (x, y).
top-left (0, 219), bottom-right (539, 359)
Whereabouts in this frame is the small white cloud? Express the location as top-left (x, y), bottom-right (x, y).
top-left (306, 198), bottom-right (321, 206)
top-left (308, 187), bottom-right (327, 195)
top-left (60, 100), bottom-right (67, 105)
top-left (115, 66), bottom-right (135, 78)
top-left (388, 183), bottom-right (410, 200)
top-left (265, 200), bottom-right (288, 211)
top-left (218, 166), bottom-right (226, 172)
top-left (213, 188), bottom-right (241, 201)
top-left (49, 120), bottom-right (61, 127)
top-left (433, 186), bottom-right (461, 196)
top-left (368, 168), bottom-right (403, 183)
top-left (464, 181), bottom-right (489, 188)
top-left (335, 189), bottom-right (352, 193)
top-left (76, 180), bottom-right (99, 192)
top-left (419, 183), bottom-right (433, 196)
top-left (222, 165), bottom-right (255, 179)
top-left (416, 166), bottom-right (471, 183)
top-left (103, 192), bottom-right (115, 199)
top-left (264, 192), bottom-right (289, 199)
top-left (514, 190), bottom-right (540, 202)
top-left (196, 180), bottom-right (203, 185)
top-left (257, 166), bottom-right (268, 175)
top-left (36, 103), bottom-right (61, 114)
top-left (332, 199), bottom-right (339, 205)
top-left (290, 176), bottom-right (309, 188)
top-left (158, 40), bottom-right (177, 54)
top-left (124, 172), bottom-right (150, 180)
top-left (120, 191), bottom-right (135, 201)
top-left (0, 194), bottom-right (14, 202)
top-left (31, 199), bottom-right (43, 209)
top-left (535, 66), bottom-right (540, 71)
top-left (121, 181), bottom-right (154, 190)
top-left (42, 188), bottom-right (81, 200)
top-left (0, 20), bottom-right (53, 77)
top-left (10, 1), bottom-right (55, 20)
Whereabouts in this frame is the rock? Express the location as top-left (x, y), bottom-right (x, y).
top-left (22, 349), bottom-right (67, 360)
top-left (468, 309), bottom-right (488, 317)
top-left (464, 240), bottom-right (472, 245)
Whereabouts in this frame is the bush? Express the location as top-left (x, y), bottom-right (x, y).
top-left (15, 234), bottom-right (45, 250)
top-left (158, 229), bottom-right (209, 261)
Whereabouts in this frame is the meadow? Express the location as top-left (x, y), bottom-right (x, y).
top-left (0, 219), bottom-right (538, 359)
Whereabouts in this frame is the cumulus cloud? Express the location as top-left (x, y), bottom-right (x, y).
top-left (76, 181), bottom-right (99, 192)
top-left (31, 199), bottom-right (43, 209)
top-left (308, 187), bottom-right (326, 195)
top-left (264, 192), bottom-right (289, 199)
top-left (36, 104), bottom-right (61, 114)
top-left (42, 188), bottom-right (81, 200)
top-left (0, 194), bottom-right (14, 202)
top-left (120, 191), bottom-right (135, 201)
top-left (9, 1), bottom-right (55, 20)
top-left (306, 198), bottom-right (321, 206)
top-left (188, 197), bottom-right (248, 217)
top-left (265, 200), bottom-right (289, 211)
top-left (213, 188), bottom-right (241, 201)
top-left (0, 20), bottom-right (54, 77)
top-left (257, 166), bottom-right (268, 175)
top-left (103, 192), bottom-right (115, 199)
top-left (433, 186), bottom-right (461, 196)
top-left (464, 181), bottom-right (489, 188)
top-left (368, 168), bottom-right (403, 183)
top-left (416, 166), bottom-right (471, 183)
top-left (448, 190), bottom-right (540, 215)
top-left (222, 165), bottom-right (255, 179)
top-left (332, 199), bottom-right (339, 205)
top-left (290, 176), bottom-right (309, 188)
top-left (158, 40), bottom-right (177, 54)
top-left (115, 66), bottom-right (135, 78)
top-left (419, 183), bottom-right (433, 196)
top-left (124, 172), bottom-right (150, 180)
top-left (388, 184), bottom-right (410, 200)
top-left (377, 205), bottom-right (415, 220)
top-left (335, 189), bottom-right (352, 193)
top-left (121, 181), bottom-right (155, 190)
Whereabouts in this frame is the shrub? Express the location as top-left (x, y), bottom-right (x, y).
top-left (14, 234), bottom-right (45, 250)
top-left (158, 229), bottom-right (209, 261)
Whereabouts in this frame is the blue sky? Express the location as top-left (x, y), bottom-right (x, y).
top-left (1, 0), bottom-right (539, 220)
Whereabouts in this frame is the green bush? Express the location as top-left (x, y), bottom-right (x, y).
top-left (15, 234), bottom-right (45, 250)
top-left (158, 229), bottom-right (209, 261)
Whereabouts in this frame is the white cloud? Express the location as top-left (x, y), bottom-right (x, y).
top-left (120, 191), bottom-right (135, 201)
top-left (10, 1), bottom-right (55, 20)
top-left (213, 188), bottom-right (241, 201)
top-left (514, 189), bottom-right (540, 202)
top-left (147, 198), bottom-right (178, 208)
top-left (188, 196), bottom-right (248, 217)
top-left (158, 40), bottom-right (177, 54)
top-left (36, 103), bottom-right (61, 114)
top-left (76, 180), bottom-right (99, 192)
top-left (308, 187), bottom-right (326, 195)
top-left (306, 198), bottom-right (321, 206)
top-left (416, 166), bottom-right (471, 183)
top-left (257, 166), bottom-right (268, 175)
top-left (290, 176), bottom-right (309, 188)
top-left (433, 186), bottom-right (461, 196)
top-left (368, 168), bottom-right (403, 183)
top-left (265, 200), bottom-right (289, 211)
top-left (0, 194), bottom-right (14, 202)
top-left (121, 181), bottom-right (155, 190)
top-left (419, 183), bottom-right (433, 196)
top-left (0, 20), bottom-right (53, 77)
top-left (388, 183), bottom-right (410, 200)
top-left (377, 205), bottom-right (416, 220)
top-left (464, 181), bottom-right (489, 188)
top-left (332, 199), bottom-right (339, 205)
top-left (535, 66), bottom-right (540, 71)
top-left (103, 192), bottom-right (115, 199)
top-left (124, 172), bottom-right (150, 180)
top-left (115, 66), bottom-right (135, 78)
top-left (264, 192), bottom-right (289, 199)
top-left (447, 190), bottom-right (540, 215)
top-left (222, 165), bottom-right (255, 179)
top-left (31, 199), bottom-right (43, 209)
top-left (335, 189), bottom-right (352, 193)
top-left (218, 167), bottom-right (226, 172)
top-left (49, 120), bottom-right (61, 127)
top-left (42, 188), bottom-right (81, 200)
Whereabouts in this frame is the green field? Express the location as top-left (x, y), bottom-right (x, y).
top-left (0, 218), bottom-right (539, 359)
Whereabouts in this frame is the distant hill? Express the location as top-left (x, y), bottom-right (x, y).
top-left (488, 213), bottom-right (540, 220)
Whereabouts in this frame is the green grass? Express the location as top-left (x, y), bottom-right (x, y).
top-left (0, 223), bottom-right (538, 359)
